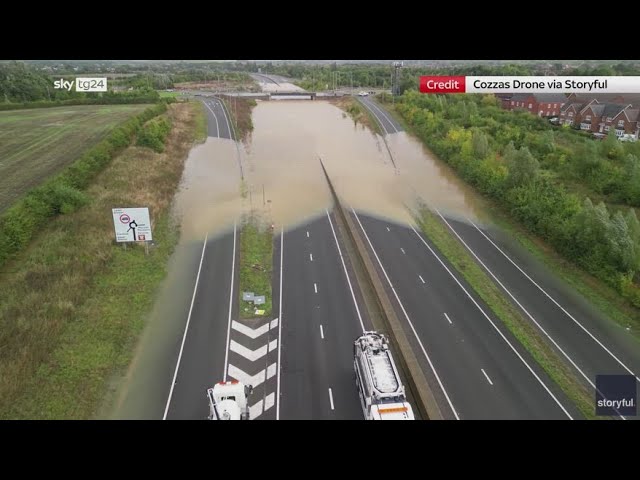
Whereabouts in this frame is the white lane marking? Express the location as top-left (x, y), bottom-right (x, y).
top-left (265, 393), bottom-right (275, 411)
top-left (409, 223), bottom-right (574, 420)
top-left (215, 98), bottom-right (233, 140)
top-left (270, 318), bottom-right (278, 330)
top-left (386, 226), bottom-right (390, 232)
top-left (230, 340), bottom-right (268, 362)
top-left (326, 209), bottom-right (366, 333)
top-left (309, 253), bottom-right (313, 262)
top-left (466, 216), bottom-right (639, 383)
top-left (307, 231), bottom-right (309, 238)
top-left (250, 400), bottom-right (263, 420)
top-left (328, 388), bottom-right (335, 410)
top-left (481, 369), bottom-right (494, 386)
top-left (223, 222), bottom-right (237, 381)
top-left (320, 324), bottom-right (325, 339)
top-left (444, 312), bottom-right (453, 325)
top-left (276, 228), bottom-right (284, 420)
top-left (163, 234), bottom-right (208, 420)
top-left (227, 364), bottom-right (267, 388)
top-left (267, 363), bottom-right (277, 380)
top-left (232, 320), bottom-right (270, 339)
top-left (269, 338), bottom-right (278, 352)
top-left (437, 212), bottom-right (624, 415)
top-left (359, 98), bottom-right (389, 135)
top-left (314, 283), bottom-right (318, 293)
top-left (362, 97), bottom-right (399, 133)
top-left (401, 248), bottom-right (405, 254)
top-left (203, 102), bottom-right (220, 138)
top-left (352, 209), bottom-right (460, 419)
top-left (419, 275), bottom-right (426, 284)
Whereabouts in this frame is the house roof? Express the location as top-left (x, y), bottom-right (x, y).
top-left (625, 109), bottom-right (640, 121)
top-left (602, 103), bottom-right (628, 118)
top-left (532, 93), bottom-right (568, 103)
top-left (561, 102), bottom-right (582, 112)
top-left (568, 93), bottom-right (640, 107)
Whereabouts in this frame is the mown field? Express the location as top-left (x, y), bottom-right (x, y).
top-left (0, 104), bottom-right (149, 212)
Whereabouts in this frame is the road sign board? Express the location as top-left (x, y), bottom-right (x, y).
top-left (112, 207), bottom-right (153, 243)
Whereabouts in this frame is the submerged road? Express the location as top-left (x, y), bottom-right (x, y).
top-left (358, 96), bottom-right (403, 135)
top-left (201, 97), bottom-right (234, 140)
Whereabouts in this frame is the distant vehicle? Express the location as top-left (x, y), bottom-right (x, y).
top-left (358, 91), bottom-right (369, 96)
top-left (354, 331), bottom-right (415, 420)
top-left (207, 380), bottom-right (253, 420)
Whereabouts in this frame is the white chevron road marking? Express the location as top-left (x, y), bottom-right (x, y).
top-left (227, 364), bottom-right (276, 388)
top-left (269, 339), bottom-right (278, 352)
top-left (265, 393), bottom-right (275, 411)
top-left (250, 400), bottom-right (263, 419)
top-left (270, 318), bottom-right (278, 329)
top-left (232, 320), bottom-right (270, 339)
top-left (267, 363), bottom-right (277, 380)
top-left (229, 340), bottom-right (268, 362)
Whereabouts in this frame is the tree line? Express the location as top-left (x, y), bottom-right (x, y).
top-left (393, 90), bottom-right (640, 307)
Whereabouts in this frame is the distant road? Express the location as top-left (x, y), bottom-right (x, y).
top-left (357, 96), bottom-right (403, 134)
top-left (201, 98), bottom-right (234, 140)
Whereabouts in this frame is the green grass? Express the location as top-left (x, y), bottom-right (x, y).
top-left (0, 103), bottom-right (198, 419)
top-left (193, 101), bottom-right (207, 143)
top-left (0, 104), bottom-right (149, 213)
top-left (238, 214), bottom-right (273, 319)
top-left (417, 207), bottom-right (598, 419)
top-left (158, 91), bottom-right (180, 98)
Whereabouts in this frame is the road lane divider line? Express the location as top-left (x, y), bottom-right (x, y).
top-left (320, 324), bottom-right (325, 339)
top-left (444, 313), bottom-right (453, 325)
top-left (307, 231), bottom-right (309, 238)
top-left (481, 369), bottom-right (494, 386)
top-left (409, 223), bottom-right (574, 419)
top-left (202, 102), bottom-right (220, 138)
top-left (401, 248), bottom-right (406, 254)
top-left (163, 234), bottom-right (208, 420)
top-left (419, 275), bottom-right (426, 284)
top-left (223, 222), bottom-right (237, 381)
top-left (309, 253), bottom-right (313, 262)
top-left (314, 283), bottom-right (318, 294)
top-left (328, 388), bottom-right (335, 410)
top-left (364, 97), bottom-right (400, 134)
top-left (353, 209), bottom-right (460, 419)
top-left (276, 228), bottom-right (284, 420)
top-left (466, 216), bottom-right (638, 382)
top-left (326, 209), bottom-right (366, 333)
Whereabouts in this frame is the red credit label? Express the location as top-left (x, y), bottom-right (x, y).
top-left (419, 76), bottom-right (466, 94)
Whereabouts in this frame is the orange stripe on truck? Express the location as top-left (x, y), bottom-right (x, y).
top-left (378, 406), bottom-right (408, 414)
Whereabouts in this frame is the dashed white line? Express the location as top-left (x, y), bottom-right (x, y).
top-left (328, 388), bottom-right (335, 410)
top-left (444, 312), bottom-right (453, 325)
top-left (163, 233), bottom-right (208, 420)
top-left (306, 231), bottom-right (309, 238)
top-left (320, 324), bottom-right (325, 339)
top-left (309, 253), bottom-right (313, 262)
top-left (409, 223), bottom-right (574, 419)
top-left (481, 369), bottom-right (494, 386)
top-left (419, 275), bottom-right (425, 284)
top-left (386, 226), bottom-right (390, 232)
top-left (203, 102), bottom-right (220, 138)
top-left (314, 283), bottom-right (318, 293)
top-left (223, 223), bottom-right (237, 381)
top-left (401, 248), bottom-right (406, 254)
top-left (352, 209), bottom-right (459, 419)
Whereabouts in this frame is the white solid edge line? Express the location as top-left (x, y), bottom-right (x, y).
top-left (366, 98), bottom-right (399, 134)
top-left (163, 234), bottom-right (208, 420)
top-left (326, 209), bottom-right (366, 333)
top-left (409, 222), bottom-right (574, 420)
top-left (352, 209), bottom-right (460, 420)
top-left (309, 253), bottom-right (313, 262)
top-left (328, 388), bottom-right (335, 410)
top-left (276, 227), bottom-right (284, 420)
top-left (437, 212), bottom-right (628, 418)
top-left (314, 283), bottom-right (318, 294)
top-left (481, 369), bottom-right (494, 386)
top-left (307, 231), bottom-right (309, 237)
top-left (359, 97), bottom-right (389, 135)
top-left (202, 102), bottom-right (220, 138)
top-left (215, 97), bottom-right (234, 140)
top-left (444, 312), bottom-right (453, 325)
top-left (419, 275), bottom-right (425, 284)
top-left (466, 216), bottom-right (638, 382)
top-left (320, 324), bottom-right (325, 339)
top-left (223, 222), bottom-right (237, 381)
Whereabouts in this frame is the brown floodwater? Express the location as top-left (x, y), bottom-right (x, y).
top-left (108, 100), bottom-right (491, 418)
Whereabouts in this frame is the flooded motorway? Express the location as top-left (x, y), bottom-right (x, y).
top-left (108, 99), bottom-right (491, 419)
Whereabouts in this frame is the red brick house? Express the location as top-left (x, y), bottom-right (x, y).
top-left (560, 99), bottom-right (639, 140)
top-left (505, 93), bottom-right (567, 117)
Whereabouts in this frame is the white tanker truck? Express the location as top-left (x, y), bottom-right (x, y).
top-left (207, 380), bottom-right (253, 420)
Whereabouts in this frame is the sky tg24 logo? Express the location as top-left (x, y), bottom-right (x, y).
top-left (53, 77), bottom-right (108, 92)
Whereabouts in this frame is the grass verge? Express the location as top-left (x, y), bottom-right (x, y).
top-left (0, 102), bottom-right (199, 419)
top-left (238, 213), bottom-right (273, 319)
top-left (192, 101), bottom-right (207, 144)
top-left (219, 96), bottom-right (256, 142)
top-left (417, 206), bottom-right (597, 419)
top-left (332, 97), bottom-right (382, 136)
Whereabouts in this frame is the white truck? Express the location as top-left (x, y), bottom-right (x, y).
top-left (207, 380), bottom-right (253, 420)
top-left (354, 331), bottom-right (415, 420)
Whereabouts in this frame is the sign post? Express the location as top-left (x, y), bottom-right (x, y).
top-left (112, 207), bottom-right (153, 245)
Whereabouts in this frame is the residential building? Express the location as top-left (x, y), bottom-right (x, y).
top-left (504, 93), bottom-right (568, 117)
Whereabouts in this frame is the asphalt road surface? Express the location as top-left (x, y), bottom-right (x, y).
top-left (358, 96), bottom-right (403, 135)
top-left (201, 98), bottom-right (234, 140)
top-left (351, 210), bottom-right (582, 420)
top-left (279, 211), bottom-right (372, 420)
